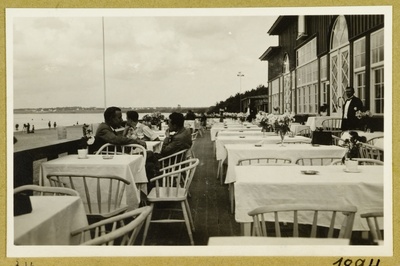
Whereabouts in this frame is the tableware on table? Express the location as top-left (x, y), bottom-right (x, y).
top-left (344, 168), bottom-right (362, 173)
top-left (239, 136), bottom-right (245, 138)
top-left (345, 160), bottom-right (359, 172)
top-left (301, 170), bottom-right (319, 175)
top-left (102, 155), bottom-right (114, 159)
top-left (312, 144), bottom-right (320, 147)
top-left (77, 149), bottom-right (88, 159)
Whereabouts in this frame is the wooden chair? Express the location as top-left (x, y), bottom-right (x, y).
top-left (238, 158), bottom-right (292, 166)
top-left (332, 135), bottom-right (346, 146)
top-left (248, 203), bottom-right (357, 239)
top-left (366, 136), bottom-right (384, 146)
top-left (158, 149), bottom-right (190, 174)
top-left (359, 143), bottom-right (384, 161)
top-left (14, 184), bottom-right (79, 196)
top-left (295, 157), bottom-right (343, 166)
top-left (71, 206), bottom-right (152, 245)
top-left (95, 143), bottom-right (147, 172)
top-left (189, 132), bottom-right (199, 158)
top-left (297, 128), bottom-right (311, 138)
top-left (47, 173), bottom-right (130, 223)
top-left (330, 158), bottom-right (384, 166)
top-left (321, 118), bottom-right (342, 137)
top-left (142, 158), bottom-right (199, 245)
top-left (360, 211), bottom-right (384, 243)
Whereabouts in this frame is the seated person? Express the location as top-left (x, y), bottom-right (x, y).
top-left (95, 107), bottom-right (161, 185)
top-left (185, 110), bottom-right (196, 120)
top-left (160, 112), bottom-right (192, 157)
top-left (123, 110), bottom-right (160, 141)
top-left (94, 106), bottom-right (147, 151)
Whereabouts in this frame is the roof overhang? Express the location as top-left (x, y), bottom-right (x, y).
top-left (259, 46), bottom-right (281, 61)
top-left (268, 16), bottom-right (297, 35)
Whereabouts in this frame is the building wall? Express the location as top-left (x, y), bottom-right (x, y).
top-left (265, 14), bottom-right (384, 123)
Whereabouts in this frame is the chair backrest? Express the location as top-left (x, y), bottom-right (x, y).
top-left (322, 118), bottom-right (342, 137)
top-left (95, 143), bottom-right (147, 157)
top-left (296, 157), bottom-right (343, 166)
top-left (332, 135), bottom-right (346, 146)
top-left (321, 118), bottom-right (342, 130)
top-left (72, 206), bottom-right (152, 245)
top-left (360, 211), bottom-right (383, 242)
top-left (331, 158), bottom-right (383, 166)
top-left (359, 143), bottom-right (384, 161)
top-left (151, 158), bottom-right (199, 199)
top-left (238, 158), bottom-right (292, 166)
top-left (297, 128), bottom-right (311, 138)
top-left (248, 203), bottom-right (357, 239)
top-left (191, 132), bottom-right (198, 141)
top-left (47, 173), bottom-right (130, 217)
top-left (14, 184), bottom-right (80, 196)
top-left (366, 136), bottom-right (384, 146)
top-left (158, 149), bottom-right (189, 172)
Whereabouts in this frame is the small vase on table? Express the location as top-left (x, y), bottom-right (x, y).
top-left (279, 131), bottom-right (286, 147)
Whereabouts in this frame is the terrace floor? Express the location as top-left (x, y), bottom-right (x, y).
top-left (136, 129), bottom-right (241, 245)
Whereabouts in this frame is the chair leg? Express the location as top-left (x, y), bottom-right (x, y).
top-left (141, 203), bottom-right (154, 245)
top-left (181, 201), bottom-right (194, 245)
top-left (184, 199), bottom-right (195, 232)
top-left (217, 160), bottom-right (221, 180)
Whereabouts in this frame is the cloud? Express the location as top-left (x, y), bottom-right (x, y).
top-left (11, 14), bottom-right (278, 108)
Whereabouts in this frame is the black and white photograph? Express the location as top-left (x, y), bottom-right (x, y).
top-left (6, 6), bottom-right (393, 261)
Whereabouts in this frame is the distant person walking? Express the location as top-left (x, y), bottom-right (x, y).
top-left (53, 121), bottom-right (57, 128)
top-left (48, 121), bottom-right (51, 129)
top-left (15, 124), bottom-right (19, 131)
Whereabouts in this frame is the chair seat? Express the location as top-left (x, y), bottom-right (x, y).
top-left (147, 187), bottom-right (187, 202)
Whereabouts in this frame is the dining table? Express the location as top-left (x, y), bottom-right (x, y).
top-left (224, 143), bottom-right (347, 183)
top-left (40, 154), bottom-right (147, 210)
top-left (211, 124), bottom-right (261, 141)
top-left (215, 135), bottom-right (311, 162)
top-left (234, 165), bottom-right (384, 236)
top-left (290, 123), bottom-right (311, 135)
top-left (146, 140), bottom-right (162, 153)
top-left (14, 196), bottom-right (88, 245)
top-left (306, 116), bottom-right (337, 131)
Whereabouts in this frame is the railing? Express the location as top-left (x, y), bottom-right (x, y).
top-left (14, 139), bottom-right (81, 188)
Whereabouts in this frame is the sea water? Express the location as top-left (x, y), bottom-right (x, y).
top-left (12, 112), bottom-right (170, 131)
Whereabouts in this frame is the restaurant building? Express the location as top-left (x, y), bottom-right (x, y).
top-left (259, 15), bottom-right (384, 128)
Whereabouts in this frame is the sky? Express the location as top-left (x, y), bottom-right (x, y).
top-left (10, 9), bottom-right (279, 109)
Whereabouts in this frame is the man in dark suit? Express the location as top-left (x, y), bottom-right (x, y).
top-left (341, 87), bottom-right (363, 131)
top-left (94, 106), bottom-right (146, 149)
top-left (161, 112), bottom-right (192, 157)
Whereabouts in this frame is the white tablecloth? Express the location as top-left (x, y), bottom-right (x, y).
top-left (41, 154), bottom-right (147, 210)
top-left (225, 144), bottom-right (346, 183)
top-left (306, 116), bottom-right (337, 131)
top-left (216, 135), bottom-right (311, 161)
top-left (146, 141), bottom-right (162, 153)
top-left (290, 124), bottom-right (311, 135)
top-left (234, 165), bottom-right (383, 234)
top-left (14, 196), bottom-right (88, 245)
top-left (211, 125), bottom-right (261, 141)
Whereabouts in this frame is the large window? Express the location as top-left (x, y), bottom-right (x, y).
top-left (370, 29), bottom-right (384, 114)
top-left (270, 78), bottom-right (280, 112)
top-left (353, 38), bottom-right (366, 106)
top-left (296, 38), bottom-right (318, 114)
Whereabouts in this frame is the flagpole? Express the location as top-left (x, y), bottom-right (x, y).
top-left (102, 17), bottom-right (107, 109)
